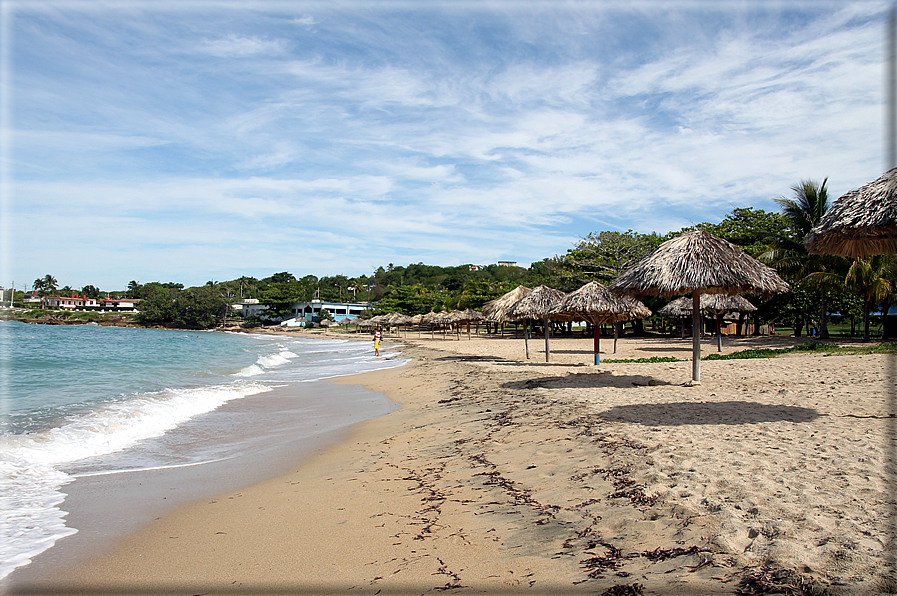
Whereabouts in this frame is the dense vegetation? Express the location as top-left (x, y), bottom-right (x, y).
top-left (10, 180), bottom-right (896, 332)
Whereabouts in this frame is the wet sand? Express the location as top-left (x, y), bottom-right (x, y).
top-left (6, 330), bottom-right (895, 595)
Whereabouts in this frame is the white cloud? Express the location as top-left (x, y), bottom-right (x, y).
top-left (200, 34), bottom-right (286, 57)
top-left (5, 3), bottom-right (891, 290)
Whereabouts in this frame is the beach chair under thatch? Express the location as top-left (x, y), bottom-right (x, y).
top-left (806, 167), bottom-right (897, 258)
top-left (609, 229), bottom-right (788, 384)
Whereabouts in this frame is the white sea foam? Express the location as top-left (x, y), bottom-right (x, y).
top-left (0, 381), bottom-right (271, 580)
top-left (2, 325), bottom-right (409, 581)
top-left (234, 348), bottom-right (296, 376)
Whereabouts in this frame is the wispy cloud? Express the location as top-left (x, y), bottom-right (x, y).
top-left (199, 34), bottom-right (287, 57)
top-left (3, 2), bottom-right (890, 289)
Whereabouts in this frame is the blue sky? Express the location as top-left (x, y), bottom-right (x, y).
top-left (1, 1), bottom-right (889, 291)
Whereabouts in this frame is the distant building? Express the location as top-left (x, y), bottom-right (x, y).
top-left (43, 295), bottom-right (87, 310)
top-left (231, 298), bottom-right (259, 315)
top-left (235, 300), bottom-right (372, 322)
top-left (101, 298), bottom-right (140, 311)
top-left (497, 261), bottom-right (518, 267)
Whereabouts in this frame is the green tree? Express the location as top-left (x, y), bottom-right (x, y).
top-left (81, 285), bottom-right (101, 299)
top-left (559, 230), bottom-right (666, 287)
top-left (267, 271), bottom-right (297, 285)
top-left (126, 280), bottom-right (142, 298)
top-left (260, 281), bottom-right (302, 320)
top-left (136, 285), bottom-right (229, 329)
top-left (697, 207), bottom-right (789, 257)
top-left (759, 178), bottom-right (842, 337)
top-left (134, 285), bottom-right (178, 325)
top-left (844, 255), bottom-right (896, 341)
top-left (32, 274), bottom-right (58, 296)
top-left (373, 285), bottom-right (437, 315)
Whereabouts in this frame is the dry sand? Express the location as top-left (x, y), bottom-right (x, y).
top-left (8, 329), bottom-right (896, 595)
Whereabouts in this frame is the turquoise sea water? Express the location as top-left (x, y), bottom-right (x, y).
top-left (0, 320), bottom-right (404, 579)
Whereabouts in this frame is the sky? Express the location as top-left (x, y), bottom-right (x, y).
top-left (0, 1), bottom-right (891, 291)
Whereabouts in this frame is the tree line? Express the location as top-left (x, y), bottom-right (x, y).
top-left (16, 178), bottom-right (895, 334)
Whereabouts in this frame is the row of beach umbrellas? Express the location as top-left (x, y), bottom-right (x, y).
top-left (334, 167), bottom-right (895, 383)
top-left (476, 229), bottom-right (789, 383)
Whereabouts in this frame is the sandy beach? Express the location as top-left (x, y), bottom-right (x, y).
top-left (7, 329), bottom-right (895, 595)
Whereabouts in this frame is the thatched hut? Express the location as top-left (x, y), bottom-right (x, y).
top-left (507, 285), bottom-right (566, 361)
top-left (806, 167), bottom-right (897, 257)
top-left (550, 282), bottom-right (651, 365)
top-left (609, 229), bottom-right (788, 384)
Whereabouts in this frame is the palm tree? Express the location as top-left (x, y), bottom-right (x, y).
top-left (760, 178), bottom-right (841, 337)
top-left (32, 274), bottom-right (58, 296)
top-left (845, 255), bottom-right (896, 341)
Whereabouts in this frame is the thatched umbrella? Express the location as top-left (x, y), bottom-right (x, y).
top-left (423, 311), bottom-right (450, 339)
top-left (482, 286), bottom-right (531, 321)
top-left (452, 308), bottom-right (484, 339)
top-left (806, 168), bottom-right (897, 257)
top-left (357, 316), bottom-right (379, 328)
top-left (386, 313), bottom-right (413, 337)
top-left (411, 313), bottom-right (426, 338)
top-left (508, 285), bottom-right (566, 362)
top-left (551, 282), bottom-right (651, 365)
top-left (609, 229), bottom-right (788, 384)
top-left (482, 286), bottom-right (531, 337)
top-left (338, 316), bottom-right (355, 333)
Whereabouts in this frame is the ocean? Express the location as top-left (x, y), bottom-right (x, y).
top-left (0, 320), bottom-right (405, 580)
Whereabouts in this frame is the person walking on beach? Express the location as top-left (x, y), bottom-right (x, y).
top-left (373, 328), bottom-right (381, 356)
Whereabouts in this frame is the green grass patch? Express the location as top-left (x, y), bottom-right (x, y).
top-left (603, 356), bottom-right (682, 364)
top-left (603, 341), bottom-right (897, 363)
top-left (704, 341), bottom-right (897, 360)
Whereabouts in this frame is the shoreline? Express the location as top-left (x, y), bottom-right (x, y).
top-left (0, 332), bottom-right (402, 592)
top-left (5, 332), bottom-right (895, 594)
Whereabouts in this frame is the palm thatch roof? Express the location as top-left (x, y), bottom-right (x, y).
top-left (423, 311), bottom-right (451, 325)
top-left (452, 308), bottom-right (484, 324)
top-left (357, 316), bottom-right (380, 327)
top-left (609, 229), bottom-right (789, 298)
top-left (805, 167), bottom-right (897, 257)
top-left (386, 313), bottom-right (413, 326)
top-left (551, 281), bottom-right (651, 324)
top-left (338, 316), bottom-right (356, 326)
top-left (657, 294), bottom-right (757, 317)
top-left (610, 229), bottom-right (786, 384)
top-left (507, 285), bottom-right (566, 319)
top-left (481, 285), bottom-right (532, 323)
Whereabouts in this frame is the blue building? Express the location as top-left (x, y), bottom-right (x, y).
top-left (288, 301), bottom-right (371, 322)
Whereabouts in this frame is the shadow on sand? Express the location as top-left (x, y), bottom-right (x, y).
top-left (599, 401), bottom-right (821, 426)
top-left (501, 372), bottom-right (672, 390)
